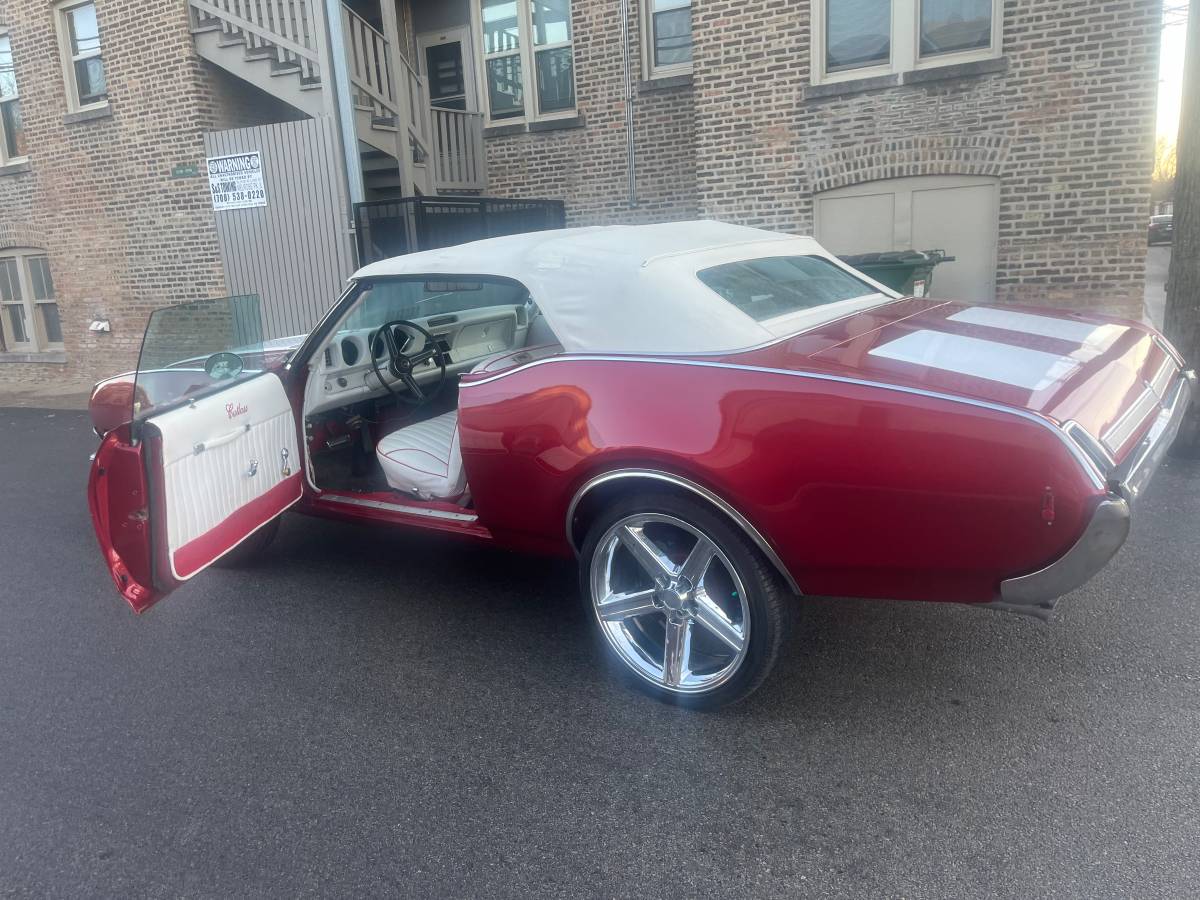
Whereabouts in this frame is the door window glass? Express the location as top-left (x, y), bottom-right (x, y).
top-left (133, 295), bottom-right (268, 419)
top-left (426, 42), bottom-right (467, 110)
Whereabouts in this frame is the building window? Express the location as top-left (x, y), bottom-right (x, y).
top-left (814, 0), bottom-right (1000, 84)
top-left (55, 1), bottom-right (107, 112)
top-left (0, 251), bottom-right (63, 352)
top-left (0, 29), bottom-right (26, 165)
top-left (642, 0), bottom-right (693, 79)
top-left (474, 0), bottom-right (576, 123)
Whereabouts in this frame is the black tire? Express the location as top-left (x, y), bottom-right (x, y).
top-left (578, 491), bottom-right (794, 710)
top-left (212, 516), bottom-right (281, 569)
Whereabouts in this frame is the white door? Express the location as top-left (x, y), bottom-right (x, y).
top-left (815, 175), bottom-right (1001, 303)
top-left (150, 372), bottom-right (301, 582)
top-left (417, 27), bottom-right (478, 112)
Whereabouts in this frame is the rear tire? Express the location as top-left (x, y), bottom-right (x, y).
top-left (212, 516), bottom-right (281, 569)
top-left (579, 492), bottom-right (793, 710)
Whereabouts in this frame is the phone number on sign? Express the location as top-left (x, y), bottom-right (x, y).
top-left (212, 189), bottom-right (265, 204)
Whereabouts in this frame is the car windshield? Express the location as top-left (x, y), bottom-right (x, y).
top-left (338, 277), bottom-right (529, 333)
top-left (1151, 216), bottom-right (1172, 224)
top-left (132, 294), bottom-right (268, 419)
top-left (696, 255), bottom-right (881, 322)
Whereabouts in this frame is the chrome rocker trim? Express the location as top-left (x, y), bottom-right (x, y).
top-left (993, 369), bottom-right (1194, 620)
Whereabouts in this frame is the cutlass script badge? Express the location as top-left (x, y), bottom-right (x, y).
top-left (226, 402), bottom-right (248, 420)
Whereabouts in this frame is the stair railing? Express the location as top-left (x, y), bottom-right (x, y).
top-left (340, 6), bottom-right (397, 123)
top-left (189, 0), bottom-right (322, 80)
top-left (431, 108), bottom-right (487, 192)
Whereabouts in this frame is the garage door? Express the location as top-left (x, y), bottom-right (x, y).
top-left (814, 175), bottom-right (1000, 303)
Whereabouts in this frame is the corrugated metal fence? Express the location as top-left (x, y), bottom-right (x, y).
top-left (204, 117), bottom-right (355, 340)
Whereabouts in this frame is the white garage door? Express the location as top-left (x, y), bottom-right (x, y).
top-left (814, 175), bottom-right (1000, 303)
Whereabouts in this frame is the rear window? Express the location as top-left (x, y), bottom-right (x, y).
top-left (1151, 216), bottom-right (1172, 224)
top-left (696, 255), bottom-right (880, 322)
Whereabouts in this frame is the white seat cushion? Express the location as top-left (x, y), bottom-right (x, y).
top-left (376, 410), bottom-right (466, 500)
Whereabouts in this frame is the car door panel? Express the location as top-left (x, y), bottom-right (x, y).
top-left (146, 372), bottom-right (302, 582)
top-left (89, 427), bottom-right (159, 612)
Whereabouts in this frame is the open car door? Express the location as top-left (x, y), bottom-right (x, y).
top-left (88, 296), bottom-right (302, 613)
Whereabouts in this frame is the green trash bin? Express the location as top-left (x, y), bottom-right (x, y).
top-left (838, 250), bottom-right (956, 297)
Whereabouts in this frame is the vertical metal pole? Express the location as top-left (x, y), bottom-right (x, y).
top-left (323, 0), bottom-right (365, 206)
top-left (620, 0), bottom-right (637, 208)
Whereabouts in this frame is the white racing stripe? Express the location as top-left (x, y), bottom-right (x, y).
top-left (869, 330), bottom-right (1079, 392)
top-left (948, 307), bottom-right (1114, 346)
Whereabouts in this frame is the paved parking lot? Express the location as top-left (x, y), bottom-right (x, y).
top-left (2, 406), bottom-right (1199, 898)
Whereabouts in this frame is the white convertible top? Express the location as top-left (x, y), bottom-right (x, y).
top-left (353, 220), bottom-right (894, 353)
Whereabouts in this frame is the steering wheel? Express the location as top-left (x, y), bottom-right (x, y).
top-left (368, 319), bottom-right (448, 406)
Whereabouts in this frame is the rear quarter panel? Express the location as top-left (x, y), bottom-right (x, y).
top-left (457, 359), bottom-right (1106, 604)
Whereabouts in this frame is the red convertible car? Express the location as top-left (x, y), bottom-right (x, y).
top-left (88, 222), bottom-right (1195, 708)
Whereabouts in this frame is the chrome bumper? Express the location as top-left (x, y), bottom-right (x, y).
top-left (991, 369), bottom-right (1194, 620)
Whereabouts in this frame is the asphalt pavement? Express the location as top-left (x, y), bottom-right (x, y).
top-left (1, 407), bottom-right (1199, 898)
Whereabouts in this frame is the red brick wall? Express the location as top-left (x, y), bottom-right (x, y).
top-left (689, 0), bottom-right (1161, 316)
top-left (0, 0), bottom-right (305, 387)
top-left (480, 0), bottom-right (699, 227)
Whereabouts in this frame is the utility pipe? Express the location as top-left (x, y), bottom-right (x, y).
top-left (619, 0), bottom-right (637, 208)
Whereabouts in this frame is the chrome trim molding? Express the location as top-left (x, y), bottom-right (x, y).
top-left (1061, 421), bottom-right (1116, 472)
top-left (464, 354), bottom-right (1108, 490)
top-left (321, 493), bottom-right (479, 522)
top-left (993, 368), bottom-right (1194, 621)
top-left (566, 469), bottom-right (802, 595)
top-left (1112, 369), bottom-right (1195, 504)
top-left (1102, 386), bottom-right (1162, 454)
top-left (991, 497), bottom-right (1132, 621)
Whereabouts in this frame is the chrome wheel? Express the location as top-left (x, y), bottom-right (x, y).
top-left (589, 513), bottom-right (751, 694)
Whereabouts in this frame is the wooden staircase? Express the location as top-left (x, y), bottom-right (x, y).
top-left (188, 0), bottom-right (477, 198)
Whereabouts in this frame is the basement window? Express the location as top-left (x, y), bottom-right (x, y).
top-left (0, 29), bottom-right (26, 166)
top-left (55, 0), bottom-right (107, 113)
top-left (474, 0), bottom-right (577, 125)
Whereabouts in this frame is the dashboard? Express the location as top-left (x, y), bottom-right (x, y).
top-left (305, 304), bottom-right (530, 416)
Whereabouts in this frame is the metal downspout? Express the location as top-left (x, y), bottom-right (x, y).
top-left (620, 0), bottom-right (637, 208)
top-left (322, 0), bottom-right (365, 209)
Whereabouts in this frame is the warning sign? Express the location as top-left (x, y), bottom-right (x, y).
top-left (207, 152), bottom-right (267, 211)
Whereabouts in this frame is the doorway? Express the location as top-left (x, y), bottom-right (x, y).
top-left (815, 175), bottom-right (1001, 303)
top-left (417, 27), bottom-right (477, 112)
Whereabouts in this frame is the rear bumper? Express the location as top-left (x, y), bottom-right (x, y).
top-left (990, 369), bottom-right (1194, 620)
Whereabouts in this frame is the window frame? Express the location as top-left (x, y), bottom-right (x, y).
top-left (54, 0), bottom-right (108, 114)
top-left (0, 249), bottom-right (64, 353)
top-left (640, 0), bottom-right (693, 81)
top-left (469, 0), bottom-right (579, 127)
top-left (811, 0), bottom-right (1001, 86)
top-left (0, 26), bottom-right (27, 166)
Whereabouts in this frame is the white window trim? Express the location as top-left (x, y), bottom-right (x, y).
top-left (53, 0), bottom-right (108, 114)
top-left (469, 0), bottom-right (579, 128)
top-left (640, 0), bottom-right (693, 81)
top-left (0, 26), bottom-right (27, 166)
top-left (0, 250), bottom-right (63, 353)
top-left (812, 0), bottom-right (1001, 86)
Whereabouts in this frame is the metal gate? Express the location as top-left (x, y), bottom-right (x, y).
top-left (354, 197), bottom-right (567, 265)
top-left (204, 117), bottom-right (355, 340)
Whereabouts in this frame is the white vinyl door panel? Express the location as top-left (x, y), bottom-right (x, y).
top-left (150, 373), bottom-right (301, 581)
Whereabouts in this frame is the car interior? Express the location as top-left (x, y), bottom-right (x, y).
top-left (301, 276), bottom-right (562, 506)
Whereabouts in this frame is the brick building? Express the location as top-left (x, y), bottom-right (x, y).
top-left (0, 0), bottom-right (1162, 388)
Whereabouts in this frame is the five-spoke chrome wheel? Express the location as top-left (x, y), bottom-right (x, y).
top-left (589, 513), bottom-right (751, 694)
